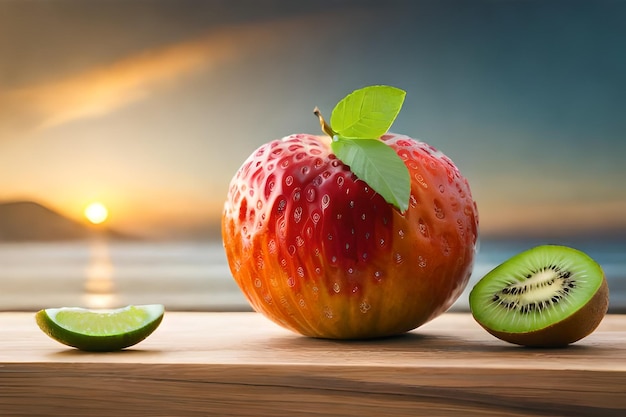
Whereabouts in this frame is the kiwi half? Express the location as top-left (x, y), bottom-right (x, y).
top-left (469, 245), bottom-right (609, 347)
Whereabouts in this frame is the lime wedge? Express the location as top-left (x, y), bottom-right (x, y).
top-left (35, 304), bottom-right (165, 351)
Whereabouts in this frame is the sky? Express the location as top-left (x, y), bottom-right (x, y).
top-left (1, 0), bottom-right (625, 240)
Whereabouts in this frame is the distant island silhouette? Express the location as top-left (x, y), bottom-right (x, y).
top-left (0, 201), bottom-right (131, 242)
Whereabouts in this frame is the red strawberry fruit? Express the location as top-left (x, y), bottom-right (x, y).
top-left (222, 86), bottom-right (478, 338)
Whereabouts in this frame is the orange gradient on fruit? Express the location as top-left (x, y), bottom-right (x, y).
top-left (222, 133), bottom-right (478, 339)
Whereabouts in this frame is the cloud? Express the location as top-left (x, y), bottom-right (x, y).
top-left (0, 21), bottom-right (289, 131)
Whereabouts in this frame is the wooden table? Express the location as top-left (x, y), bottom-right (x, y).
top-left (1, 312), bottom-right (625, 416)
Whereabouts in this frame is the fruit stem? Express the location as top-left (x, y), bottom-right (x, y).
top-left (313, 107), bottom-right (337, 138)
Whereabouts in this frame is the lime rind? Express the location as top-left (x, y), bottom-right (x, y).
top-left (36, 304), bottom-right (165, 351)
top-left (469, 245), bottom-right (604, 334)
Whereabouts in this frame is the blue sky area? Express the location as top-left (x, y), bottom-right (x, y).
top-left (0, 0), bottom-right (624, 239)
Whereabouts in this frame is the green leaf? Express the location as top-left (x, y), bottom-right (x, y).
top-left (331, 137), bottom-right (410, 212)
top-left (330, 85), bottom-right (406, 139)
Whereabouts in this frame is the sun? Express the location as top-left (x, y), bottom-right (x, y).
top-left (84, 202), bottom-right (109, 225)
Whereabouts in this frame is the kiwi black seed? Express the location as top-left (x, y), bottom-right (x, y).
top-left (469, 245), bottom-right (609, 347)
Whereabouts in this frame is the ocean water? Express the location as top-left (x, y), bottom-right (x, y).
top-left (0, 238), bottom-right (624, 312)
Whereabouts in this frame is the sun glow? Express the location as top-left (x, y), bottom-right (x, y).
top-left (84, 202), bottom-right (109, 225)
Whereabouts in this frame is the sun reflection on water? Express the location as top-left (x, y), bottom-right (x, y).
top-left (83, 238), bottom-right (119, 309)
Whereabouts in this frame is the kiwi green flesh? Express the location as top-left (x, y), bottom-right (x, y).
top-left (480, 277), bottom-right (609, 347)
top-left (469, 245), bottom-right (609, 347)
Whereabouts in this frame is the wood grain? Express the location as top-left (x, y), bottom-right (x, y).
top-left (1, 312), bottom-right (625, 416)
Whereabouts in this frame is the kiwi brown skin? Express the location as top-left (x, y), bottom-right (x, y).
top-left (479, 276), bottom-right (609, 348)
